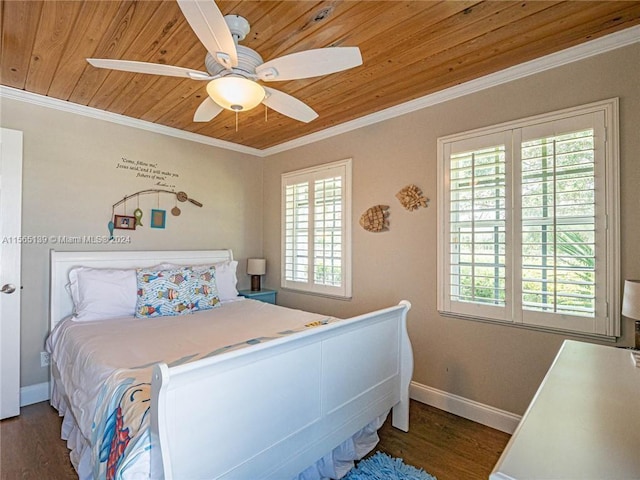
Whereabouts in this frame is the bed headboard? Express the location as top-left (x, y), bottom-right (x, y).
top-left (49, 249), bottom-right (234, 332)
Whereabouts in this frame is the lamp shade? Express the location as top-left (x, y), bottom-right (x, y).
top-left (206, 77), bottom-right (265, 112)
top-left (622, 280), bottom-right (640, 320)
top-left (247, 258), bottom-right (266, 276)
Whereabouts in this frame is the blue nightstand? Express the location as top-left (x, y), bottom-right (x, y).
top-left (238, 288), bottom-right (277, 305)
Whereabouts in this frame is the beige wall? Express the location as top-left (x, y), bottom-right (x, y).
top-left (2, 42), bottom-right (638, 415)
top-left (0, 98), bottom-right (263, 387)
top-left (262, 43), bottom-right (640, 415)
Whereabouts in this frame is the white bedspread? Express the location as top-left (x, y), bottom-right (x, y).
top-left (47, 299), bottom-right (330, 445)
top-left (47, 299), bottom-right (386, 480)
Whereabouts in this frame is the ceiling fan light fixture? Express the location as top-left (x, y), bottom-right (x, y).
top-left (206, 76), bottom-right (265, 112)
top-left (87, 3), bottom-right (362, 126)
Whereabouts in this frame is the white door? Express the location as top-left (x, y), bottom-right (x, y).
top-left (0, 128), bottom-right (23, 419)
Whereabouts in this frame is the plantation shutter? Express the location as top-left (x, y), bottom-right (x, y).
top-left (284, 181), bottom-right (309, 283)
top-left (438, 100), bottom-right (618, 338)
top-left (441, 131), bottom-right (511, 321)
top-left (514, 112), bottom-right (607, 334)
top-left (282, 159), bottom-right (352, 298)
top-left (313, 175), bottom-right (343, 287)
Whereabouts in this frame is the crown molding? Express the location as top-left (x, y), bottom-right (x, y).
top-left (0, 86), bottom-right (264, 157)
top-left (1, 25), bottom-right (638, 158)
top-left (261, 24), bottom-right (640, 156)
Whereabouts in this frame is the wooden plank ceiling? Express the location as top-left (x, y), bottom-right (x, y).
top-left (2, 1), bottom-right (640, 150)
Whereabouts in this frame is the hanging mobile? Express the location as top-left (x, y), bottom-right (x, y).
top-left (171, 195), bottom-right (181, 216)
top-left (151, 191), bottom-right (167, 229)
top-left (109, 189), bottom-right (203, 231)
top-left (133, 195), bottom-right (144, 226)
top-left (107, 206), bottom-right (115, 240)
top-left (113, 196), bottom-right (136, 231)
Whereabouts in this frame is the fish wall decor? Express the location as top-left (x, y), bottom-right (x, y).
top-left (359, 205), bottom-right (390, 232)
top-left (396, 184), bottom-right (429, 211)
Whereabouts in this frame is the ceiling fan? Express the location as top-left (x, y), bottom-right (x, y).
top-left (87, 0), bottom-right (362, 124)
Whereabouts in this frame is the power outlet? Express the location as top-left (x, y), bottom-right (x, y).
top-left (40, 351), bottom-right (50, 367)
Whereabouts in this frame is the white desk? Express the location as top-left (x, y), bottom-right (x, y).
top-left (491, 340), bottom-right (640, 480)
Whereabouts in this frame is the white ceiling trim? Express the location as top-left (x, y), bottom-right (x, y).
top-left (262, 24), bottom-right (640, 156)
top-left (1, 24), bottom-right (638, 158)
top-left (0, 86), bottom-right (264, 157)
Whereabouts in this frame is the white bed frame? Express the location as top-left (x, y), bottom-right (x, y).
top-left (50, 249), bottom-right (413, 480)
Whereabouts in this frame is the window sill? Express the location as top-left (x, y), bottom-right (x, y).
top-left (279, 287), bottom-right (352, 302)
top-left (438, 310), bottom-right (618, 343)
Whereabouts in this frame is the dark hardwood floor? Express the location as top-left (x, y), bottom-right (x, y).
top-left (0, 402), bottom-right (76, 479)
top-left (0, 399), bottom-right (510, 479)
top-left (376, 400), bottom-right (511, 480)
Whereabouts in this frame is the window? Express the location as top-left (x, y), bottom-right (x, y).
top-left (438, 99), bottom-right (619, 338)
top-left (281, 159), bottom-right (352, 298)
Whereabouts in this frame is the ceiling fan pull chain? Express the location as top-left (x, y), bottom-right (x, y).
top-left (265, 105), bottom-right (268, 123)
top-left (235, 111), bottom-right (239, 132)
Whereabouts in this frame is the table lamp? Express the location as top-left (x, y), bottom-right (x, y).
top-left (622, 279), bottom-right (640, 350)
top-left (247, 258), bottom-right (266, 291)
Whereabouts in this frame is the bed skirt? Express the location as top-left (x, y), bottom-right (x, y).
top-left (51, 376), bottom-right (387, 480)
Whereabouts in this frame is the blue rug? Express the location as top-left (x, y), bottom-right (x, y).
top-left (343, 452), bottom-right (436, 480)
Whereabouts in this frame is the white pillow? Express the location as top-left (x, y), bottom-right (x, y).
top-left (212, 260), bottom-right (239, 301)
top-left (68, 267), bottom-right (137, 321)
top-left (156, 260), bottom-right (239, 301)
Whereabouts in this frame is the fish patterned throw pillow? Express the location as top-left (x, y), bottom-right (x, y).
top-left (191, 266), bottom-right (221, 312)
top-left (135, 267), bottom-right (194, 318)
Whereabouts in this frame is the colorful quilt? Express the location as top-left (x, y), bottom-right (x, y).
top-left (90, 318), bottom-right (334, 480)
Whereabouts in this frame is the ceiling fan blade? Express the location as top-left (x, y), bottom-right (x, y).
top-left (193, 97), bottom-right (224, 122)
top-left (262, 87), bottom-right (318, 123)
top-left (176, 0), bottom-right (237, 69)
top-left (87, 58), bottom-right (214, 80)
top-left (256, 47), bottom-right (362, 82)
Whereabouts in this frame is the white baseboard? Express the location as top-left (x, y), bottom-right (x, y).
top-left (410, 381), bottom-right (521, 434)
top-left (20, 382), bottom-right (50, 407)
top-left (19, 379), bottom-right (520, 434)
